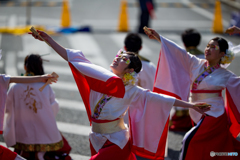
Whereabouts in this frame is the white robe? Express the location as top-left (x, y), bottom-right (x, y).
top-left (3, 82), bottom-right (61, 148)
top-left (0, 74), bottom-right (10, 133)
top-left (138, 61), bottom-right (156, 91)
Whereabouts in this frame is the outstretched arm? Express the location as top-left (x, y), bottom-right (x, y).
top-left (9, 74), bottom-right (56, 83)
top-left (174, 99), bottom-right (211, 116)
top-left (29, 30), bottom-right (68, 61)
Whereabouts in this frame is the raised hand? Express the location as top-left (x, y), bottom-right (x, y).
top-left (143, 27), bottom-right (161, 42)
top-left (225, 26), bottom-right (240, 35)
top-left (28, 28), bottom-right (50, 46)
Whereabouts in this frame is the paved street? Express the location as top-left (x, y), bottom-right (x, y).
top-left (0, 0), bottom-right (240, 160)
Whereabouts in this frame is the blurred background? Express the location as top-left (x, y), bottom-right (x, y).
top-left (0, 0), bottom-right (240, 159)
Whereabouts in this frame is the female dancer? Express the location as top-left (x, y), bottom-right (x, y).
top-left (144, 27), bottom-right (240, 160)
top-left (0, 51), bottom-right (56, 160)
top-left (3, 54), bottom-right (67, 160)
top-left (29, 30), bottom-right (210, 160)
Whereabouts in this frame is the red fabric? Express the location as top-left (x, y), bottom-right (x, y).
top-left (0, 145), bottom-right (17, 160)
top-left (56, 135), bottom-right (71, 155)
top-left (185, 112), bottom-right (239, 160)
top-left (190, 89), bottom-right (222, 94)
top-left (69, 62), bottom-right (125, 123)
top-left (90, 140), bottom-right (136, 160)
top-left (169, 114), bottom-right (192, 132)
top-left (225, 89), bottom-right (240, 138)
top-left (0, 131), bottom-right (2, 134)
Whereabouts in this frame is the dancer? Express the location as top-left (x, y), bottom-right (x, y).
top-left (3, 54), bottom-right (67, 160)
top-left (29, 30), bottom-right (210, 160)
top-left (0, 51), bottom-right (56, 160)
top-left (144, 27), bottom-right (240, 160)
top-left (124, 33), bottom-right (156, 90)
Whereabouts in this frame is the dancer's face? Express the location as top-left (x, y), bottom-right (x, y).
top-left (110, 53), bottom-right (132, 78)
top-left (205, 40), bottom-right (224, 65)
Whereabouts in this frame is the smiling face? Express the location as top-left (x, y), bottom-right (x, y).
top-left (204, 40), bottom-right (225, 66)
top-left (110, 53), bottom-right (133, 78)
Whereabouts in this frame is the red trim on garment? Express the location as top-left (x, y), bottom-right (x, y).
top-left (91, 117), bottom-right (119, 123)
top-left (0, 145), bottom-right (17, 160)
top-left (225, 89), bottom-right (240, 138)
top-left (191, 89), bottom-right (222, 95)
top-left (153, 87), bottom-right (181, 100)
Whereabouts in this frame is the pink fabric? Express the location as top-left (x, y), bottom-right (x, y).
top-left (0, 75), bottom-right (10, 133)
top-left (154, 36), bottom-right (193, 102)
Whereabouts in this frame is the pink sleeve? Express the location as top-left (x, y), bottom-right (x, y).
top-left (154, 36), bottom-right (204, 101)
top-left (0, 75), bottom-right (10, 133)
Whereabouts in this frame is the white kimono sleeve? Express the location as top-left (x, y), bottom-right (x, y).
top-left (3, 86), bottom-right (16, 147)
top-left (155, 35), bottom-right (205, 101)
top-left (128, 88), bottom-right (175, 154)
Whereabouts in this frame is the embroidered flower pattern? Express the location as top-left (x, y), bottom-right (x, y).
top-left (192, 62), bottom-right (220, 90)
top-left (93, 94), bottom-right (112, 119)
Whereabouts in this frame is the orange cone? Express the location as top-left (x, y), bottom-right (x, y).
top-left (118, 0), bottom-right (128, 32)
top-left (61, 0), bottom-right (71, 28)
top-left (212, 0), bottom-right (223, 33)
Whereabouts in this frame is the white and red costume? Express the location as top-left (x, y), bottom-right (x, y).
top-left (67, 48), bottom-right (176, 160)
top-left (156, 35), bottom-right (240, 160)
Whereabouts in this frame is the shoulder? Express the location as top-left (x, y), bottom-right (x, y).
top-left (141, 61), bottom-right (156, 69)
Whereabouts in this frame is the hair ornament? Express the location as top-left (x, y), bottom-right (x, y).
top-left (123, 71), bottom-right (138, 85)
top-left (116, 49), bottom-right (126, 57)
top-left (221, 42), bottom-right (240, 68)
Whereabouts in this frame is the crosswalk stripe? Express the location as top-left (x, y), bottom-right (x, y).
top-left (51, 81), bottom-right (78, 91)
top-left (0, 142), bottom-right (90, 159)
top-left (66, 33), bottom-right (109, 69)
top-left (110, 33), bottom-right (153, 56)
top-left (58, 98), bottom-right (86, 111)
top-left (57, 121), bottom-right (91, 136)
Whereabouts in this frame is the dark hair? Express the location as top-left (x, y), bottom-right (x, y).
top-left (210, 37), bottom-right (229, 54)
top-left (24, 54), bottom-right (44, 75)
top-left (181, 29), bottom-right (201, 48)
top-left (126, 52), bottom-right (142, 73)
top-left (124, 33), bottom-right (142, 54)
